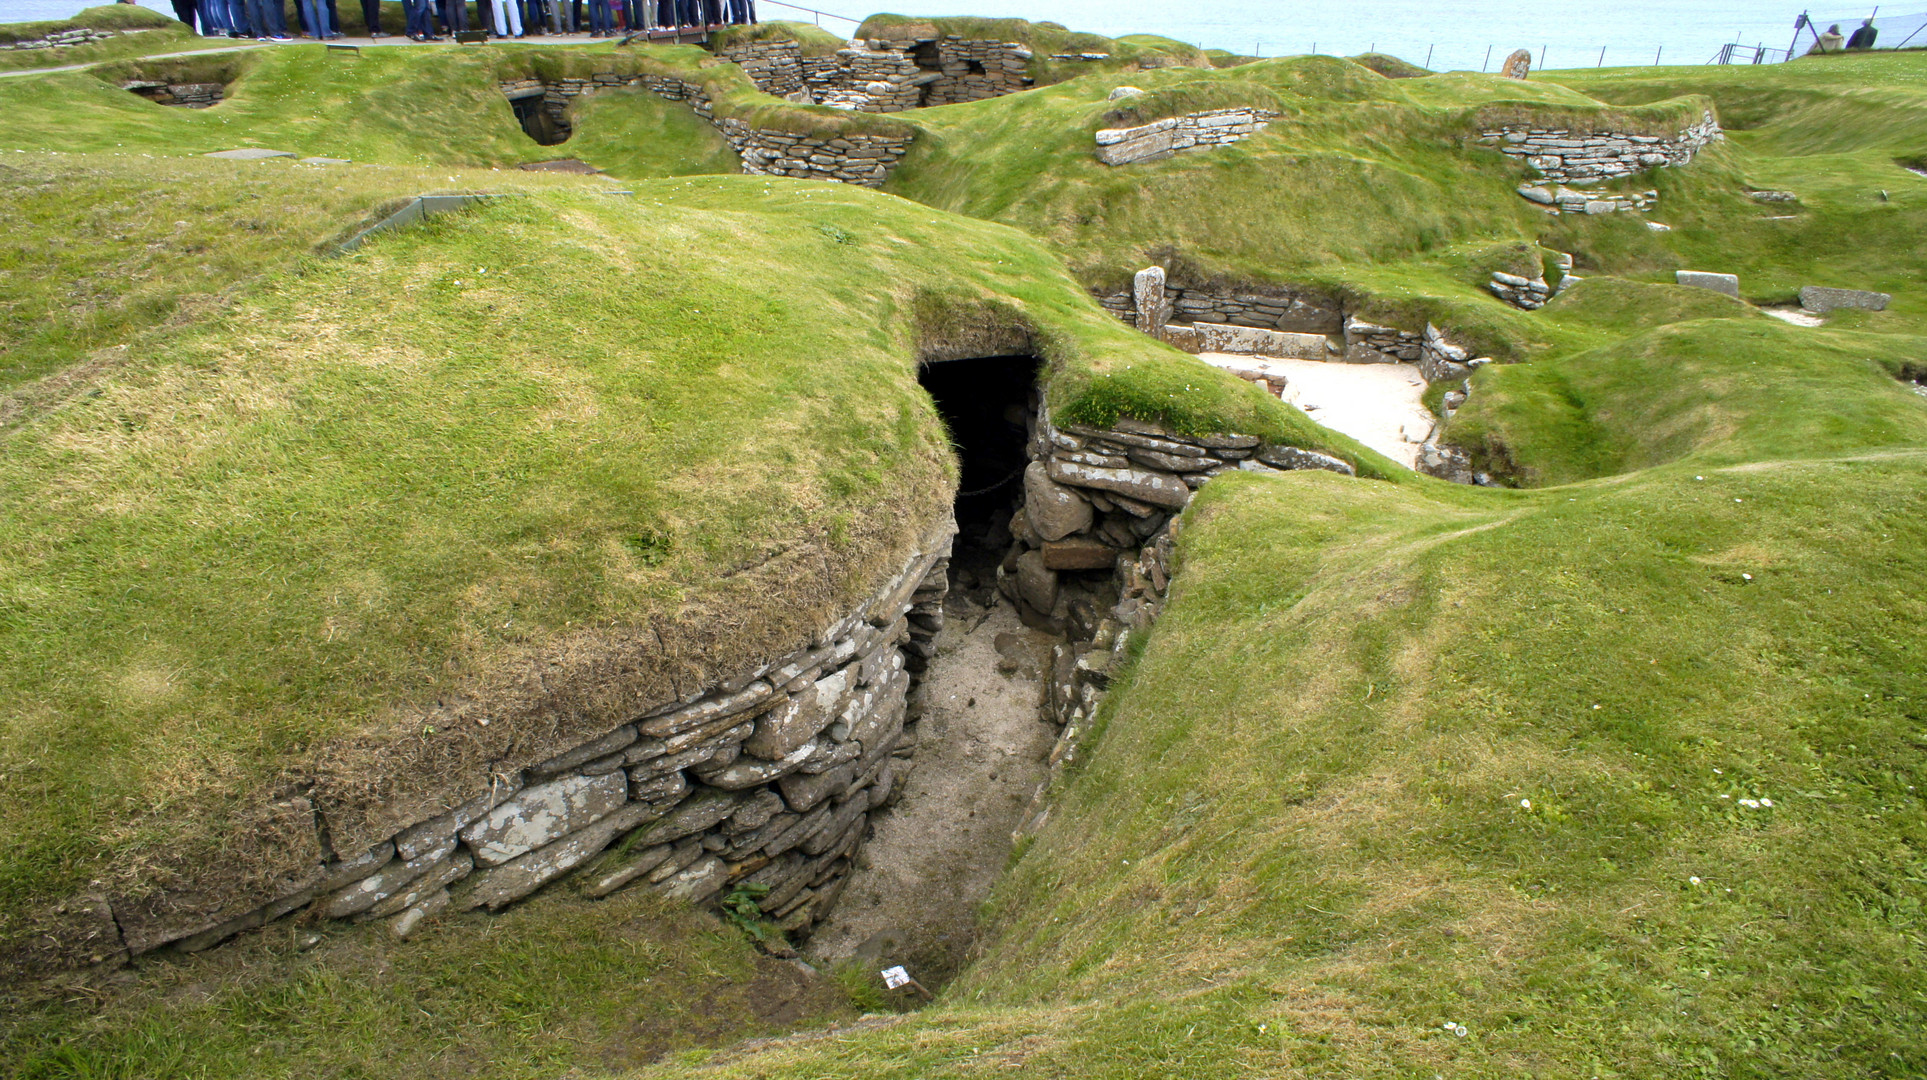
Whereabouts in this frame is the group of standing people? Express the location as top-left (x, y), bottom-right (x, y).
top-left (165, 0), bottom-right (754, 43)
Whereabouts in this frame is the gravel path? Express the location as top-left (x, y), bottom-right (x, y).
top-left (805, 592), bottom-right (1058, 988)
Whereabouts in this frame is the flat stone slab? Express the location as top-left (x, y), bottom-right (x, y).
top-left (1676, 270), bottom-right (1740, 297)
top-left (1164, 322), bottom-right (1333, 361)
top-left (459, 771), bottom-right (627, 867)
top-left (205, 148), bottom-right (296, 160)
top-left (298, 156), bottom-right (351, 165)
top-left (1800, 285), bottom-right (1890, 313)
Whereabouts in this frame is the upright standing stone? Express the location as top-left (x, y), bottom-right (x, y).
top-left (1675, 270), bottom-right (1740, 298)
top-left (1501, 49), bottom-right (1532, 79)
top-left (1133, 266), bottom-right (1169, 339)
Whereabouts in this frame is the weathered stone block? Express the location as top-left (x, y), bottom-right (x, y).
top-left (459, 772), bottom-right (628, 868)
top-left (1676, 270), bottom-right (1740, 297)
top-left (1047, 458), bottom-right (1191, 509)
top-left (626, 787), bottom-right (745, 848)
top-left (1042, 537), bottom-right (1121, 570)
top-left (1799, 285), bottom-right (1890, 313)
top-left (1023, 461), bottom-right (1093, 541)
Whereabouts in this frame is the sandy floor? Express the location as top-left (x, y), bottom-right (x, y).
top-left (805, 593), bottom-right (1058, 987)
top-left (1198, 353), bottom-right (1436, 468)
top-left (1763, 306), bottom-right (1826, 327)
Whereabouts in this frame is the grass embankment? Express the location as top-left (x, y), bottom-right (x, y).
top-left (5, 886), bottom-right (854, 1078)
top-left (854, 13), bottom-right (1212, 85)
top-left (879, 54), bottom-right (1717, 353)
top-left (0, 151), bottom-right (1364, 985)
top-left (0, 39), bottom-right (917, 181)
top-left (0, 6), bottom-right (201, 73)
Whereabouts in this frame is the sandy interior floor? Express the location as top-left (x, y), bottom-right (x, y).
top-left (1198, 353), bottom-right (1436, 468)
top-left (805, 592), bottom-right (1058, 987)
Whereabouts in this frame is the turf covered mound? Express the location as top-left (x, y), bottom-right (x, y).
top-left (0, 147), bottom-right (1367, 982)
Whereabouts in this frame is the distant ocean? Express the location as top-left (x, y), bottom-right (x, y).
top-left (0, 0), bottom-right (1894, 70)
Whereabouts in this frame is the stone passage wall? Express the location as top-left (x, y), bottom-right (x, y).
top-left (1481, 111), bottom-right (1722, 185)
top-left (497, 74), bottom-right (913, 188)
top-left (1096, 282), bottom-right (1344, 335)
top-left (920, 37), bottom-right (1034, 106)
top-left (716, 38), bottom-right (807, 99)
top-left (1516, 183), bottom-right (1657, 216)
top-left (1001, 407), bottom-right (1354, 639)
top-left (122, 80), bottom-right (223, 108)
top-left (95, 520), bottom-right (955, 961)
top-left (1094, 108), bottom-right (1279, 166)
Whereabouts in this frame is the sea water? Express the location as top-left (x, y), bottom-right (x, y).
top-left (0, 0), bottom-right (1877, 69)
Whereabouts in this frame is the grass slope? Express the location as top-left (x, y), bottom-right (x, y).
top-left (0, 5), bottom-right (200, 73)
top-left (0, 154), bottom-right (1368, 980)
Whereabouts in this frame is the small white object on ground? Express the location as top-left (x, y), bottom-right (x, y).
top-left (881, 965), bottom-right (912, 989)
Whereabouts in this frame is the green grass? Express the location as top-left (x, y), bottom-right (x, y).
top-left (2, 884), bottom-right (855, 1079)
top-left (0, 5), bottom-right (201, 73)
top-left (0, 152), bottom-right (1367, 981)
top-left (5, 29), bottom-right (1927, 1080)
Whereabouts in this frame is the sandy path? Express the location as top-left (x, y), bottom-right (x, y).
top-left (1199, 352), bottom-right (1436, 468)
top-left (805, 594), bottom-right (1058, 986)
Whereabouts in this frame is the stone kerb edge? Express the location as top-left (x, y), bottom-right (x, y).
top-left (24, 514), bottom-right (957, 976)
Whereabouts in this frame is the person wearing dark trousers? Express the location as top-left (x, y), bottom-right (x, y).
top-left (521, 0), bottom-right (544, 33)
top-left (586, 0), bottom-right (611, 34)
top-left (360, 0), bottom-right (385, 35)
top-left (299, 0), bottom-right (332, 38)
top-left (170, 0), bottom-right (199, 29)
top-left (619, 0), bottom-right (640, 34)
top-left (441, 0), bottom-right (467, 32)
top-left (325, 0), bottom-right (343, 36)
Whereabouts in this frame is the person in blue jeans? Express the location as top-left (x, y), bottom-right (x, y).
top-left (199, 0), bottom-right (228, 34)
top-left (244, 0), bottom-right (290, 38)
top-left (404, 0), bottom-right (437, 38)
top-left (586, 0), bottom-right (612, 36)
top-left (299, 0), bottom-right (332, 38)
top-left (441, 0), bottom-right (468, 32)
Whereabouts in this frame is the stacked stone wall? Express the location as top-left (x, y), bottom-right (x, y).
top-left (1481, 111), bottom-right (1721, 185)
top-left (122, 80), bottom-right (223, 108)
top-left (17, 519), bottom-right (956, 973)
top-left (4, 25), bottom-right (133, 50)
top-left (498, 74), bottom-right (912, 188)
top-left (717, 38), bottom-right (806, 99)
top-left (921, 37), bottom-right (1034, 106)
top-left (1094, 108), bottom-right (1278, 166)
top-left (1096, 283), bottom-right (1343, 335)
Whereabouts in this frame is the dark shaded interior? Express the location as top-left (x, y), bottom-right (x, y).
top-left (917, 355), bottom-right (1036, 597)
top-left (508, 92), bottom-right (569, 145)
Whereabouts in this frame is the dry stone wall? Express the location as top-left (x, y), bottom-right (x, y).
top-left (4, 25), bottom-right (136, 50)
top-left (1096, 282), bottom-right (1344, 335)
top-left (716, 38), bottom-right (807, 99)
top-left (919, 37), bottom-right (1035, 105)
top-left (497, 74), bottom-right (912, 188)
top-left (1094, 108), bottom-right (1279, 166)
top-left (42, 519), bottom-right (956, 971)
top-left (122, 80), bottom-right (224, 108)
top-left (1481, 111), bottom-right (1722, 185)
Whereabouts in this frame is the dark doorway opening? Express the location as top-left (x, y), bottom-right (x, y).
top-left (965, 59), bottom-right (986, 75)
top-left (910, 40), bottom-right (942, 70)
top-left (917, 355), bottom-right (1036, 597)
top-left (509, 92), bottom-right (569, 145)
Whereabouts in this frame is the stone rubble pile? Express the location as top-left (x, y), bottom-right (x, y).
top-left (1487, 269), bottom-right (1551, 309)
top-left (1515, 184), bottom-right (1657, 215)
top-left (122, 80), bottom-right (224, 108)
top-left (1481, 112), bottom-right (1721, 184)
top-left (108, 520), bottom-right (957, 959)
top-left (498, 74), bottom-right (912, 187)
top-left (1093, 108), bottom-right (1279, 166)
top-left (3, 26), bottom-right (128, 50)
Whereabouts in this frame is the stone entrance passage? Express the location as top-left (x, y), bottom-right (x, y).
top-left (806, 355), bottom-right (1060, 986)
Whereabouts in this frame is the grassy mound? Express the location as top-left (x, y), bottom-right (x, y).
top-left (0, 150), bottom-right (1370, 982)
top-left (0, 5), bottom-right (200, 73)
top-left (3, 882), bottom-right (855, 1077)
top-left (880, 55), bottom-right (1711, 291)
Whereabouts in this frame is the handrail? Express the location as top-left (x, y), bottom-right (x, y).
top-left (757, 0), bottom-right (863, 29)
